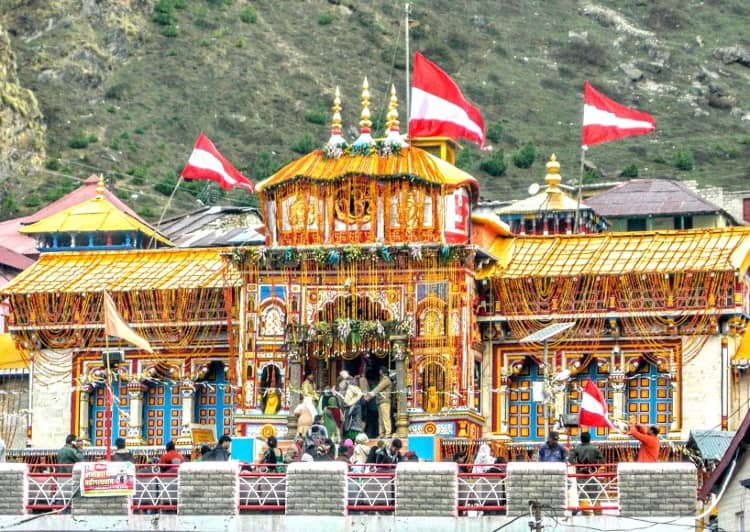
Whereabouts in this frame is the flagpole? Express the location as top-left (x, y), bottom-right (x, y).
top-left (404, 3), bottom-right (411, 126)
top-left (152, 176), bottom-right (184, 247)
top-left (573, 146), bottom-right (586, 233)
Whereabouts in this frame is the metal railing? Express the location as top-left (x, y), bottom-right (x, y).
top-left (132, 465), bottom-right (179, 513)
top-left (457, 467), bottom-right (507, 514)
top-left (238, 464), bottom-right (287, 512)
top-left (347, 464), bottom-right (396, 513)
top-left (566, 464), bottom-right (619, 514)
top-left (27, 465), bottom-right (75, 512)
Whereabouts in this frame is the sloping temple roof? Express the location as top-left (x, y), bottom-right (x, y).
top-left (478, 227), bottom-right (750, 279)
top-left (0, 248), bottom-right (237, 295)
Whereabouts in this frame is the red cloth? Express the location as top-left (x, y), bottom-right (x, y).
top-left (628, 425), bottom-right (660, 462)
top-left (181, 132), bottom-right (254, 191)
top-left (582, 80), bottom-right (655, 147)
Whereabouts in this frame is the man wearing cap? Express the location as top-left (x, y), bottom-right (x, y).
top-left (537, 431), bottom-right (567, 462)
top-left (366, 366), bottom-right (393, 438)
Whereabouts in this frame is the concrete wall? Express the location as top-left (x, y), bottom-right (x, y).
top-left (0, 463), bottom-right (27, 515)
top-left (31, 349), bottom-right (73, 448)
top-left (682, 335), bottom-right (723, 436)
top-left (286, 461), bottom-right (347, 516)
top-left (717, 449), bottom-right (750, 531)
top-left (71, 462), bottom-right (130, 516)
top-left (619, 462), bottom-right (696, 517)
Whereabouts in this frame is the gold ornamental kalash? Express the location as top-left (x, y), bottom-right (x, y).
top-left (231, 79), bottom-right (487, 442)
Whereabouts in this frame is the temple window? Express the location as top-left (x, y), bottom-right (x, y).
top-left (89, 380), bottom-right (129, 446)
top-left (507, 360), bottom-right (541, 440)
top-left (566, 363), bottom-right (613, 440)
top-left (194, 361), bottom-right (235, 437)
top-left (421, 361), bottom-right (446, 413)
top-left (626, 362), bottom-right (671, 433)
top-left (144, 381), bottom-right (181, 446)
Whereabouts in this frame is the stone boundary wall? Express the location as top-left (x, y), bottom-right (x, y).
top-left (618, 462), bottom-right (696, 517)
top-left (0, 463), bottom-right (27, 515)
top-left (395, 461), bottom-right (457, 517)
top-left (177, 461), bottom-right (240, 516)
top-left (71, 463), bottom-right (130, 516)
top-left (505, 462), bottom-right (567, 517)
top-left (286, 461), bottom-right (347, 516)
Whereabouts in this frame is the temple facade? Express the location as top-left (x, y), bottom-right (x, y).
top-left (2, 80), bottom-right (750, 459)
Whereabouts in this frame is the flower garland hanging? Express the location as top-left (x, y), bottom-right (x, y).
top-left (324, 140), bottom-right (402, 159)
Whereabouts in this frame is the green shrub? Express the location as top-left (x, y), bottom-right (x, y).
top-left (69, 132), bottom-right (93, 149)
top-left (235, 39), bottom-right (244, 48)
top-left (673, 149), bottom-right (694, 171)
top-left (106, 105), bottom-right (116, 113)
top-left (134, 127), bottom-right (145, 135)
top-left (305, 111), bottom-right (326, 125)
top-left (318, 13), bottom-right (334, 25)
top-left (455, 146), bottom-right (473, 171)
top-left (24, 195), bottom-right (41, 208)
top-left (174, 0), bottom-right (186, 8)
top-left (485, 123), bottom-right (504, 144)
top-left (512, 141), bottom-right (536, 169)
top-left (653, 154), bottom-right (666, 164)
top-left (621, 163), bottom-right (639, 178)
top-left (45, 159), bottom-right (61, 171)
top-left (291, 133), bottom-right (314, 154)
top-left (154, 179), bottom-right (176, 196)
top-left (239, 7), bottom-right (257, 23)
top-left (479, 149), bottom-right (506, 176)
top-left (161, 26), bottom-right (179, 38)
top-left (138, 206), bottom-right (155, 219)
top-left (1, 192), bottom-right (19, 217)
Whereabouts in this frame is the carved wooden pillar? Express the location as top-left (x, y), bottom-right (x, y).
top-left (77, 384), bottom-right (93, 444)
top-left (126, 380), bottom-right (146, 446)
top-left (391, 335), bottom-right (409, 438)
top-left (176, 380), bottom-right (196, 445)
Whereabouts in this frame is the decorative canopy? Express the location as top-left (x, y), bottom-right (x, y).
top-left (19, 194), bottom-right (173, 247)
top-left (477, 227), bottom-right (750, 279)
top-left (0, 247), bottom-right (236, 294)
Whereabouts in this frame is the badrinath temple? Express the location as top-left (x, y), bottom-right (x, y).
top-left (1, 80), bottom-right (750, 463)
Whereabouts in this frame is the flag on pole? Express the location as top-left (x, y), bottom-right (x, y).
top-left (579, 378), bottom-right (615, 429)
top-left (103, 291), bottom-right (154, 353)
top-left (181, 132), bottom-right (254, 191)
top-left (582, 80), bottom-right (655, 147)
top-left (409, 52), bottom-right (486, 148)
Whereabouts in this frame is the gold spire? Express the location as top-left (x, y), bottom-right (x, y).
top-left (386, 84), bottom-right (399, 132)
top-left (545, 154), bottom-right (561, 188)
top-left (359, 77), bottom-right (372, 133)
top-left (331, 86), bottom-right (342, 135)
top-left (96, 174), bottom-right (105, 198)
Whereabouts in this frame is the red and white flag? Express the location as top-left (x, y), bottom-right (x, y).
top-left (409, 52), bottom-right (486, 148)
top-left (582, 81), bottom-right (655, 147)
top-left (181, 132), bottom-right (254, 191)
top-left (579, 379), bottom-right (615, 429)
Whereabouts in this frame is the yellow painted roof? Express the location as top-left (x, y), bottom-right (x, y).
top-left (19, 196), bottom-right (173, 247)
top-left (255, 146), bottom-right (479, 199)
top-left (733, 327), bottom-right (750, 362)
top-left (0, 333), bottom-right (29, 369)
top-left (0, 248), bottom-right (237, 294)
top-left (496, 186), bottom-right (583, 215)
top-left (478, 227), bottom-right (750, 279)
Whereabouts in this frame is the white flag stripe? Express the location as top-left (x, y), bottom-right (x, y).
top-left (580, 391), bottom-right (607, 416)
top-left (583, 104), bottom-right (655, 130)
top-left (411, 87), bottom-right (484, 139)
top-left (187, 148), bottom-right (240, 186)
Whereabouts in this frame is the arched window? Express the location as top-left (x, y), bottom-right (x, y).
top-left (421, 361), bottom-right (446, 413)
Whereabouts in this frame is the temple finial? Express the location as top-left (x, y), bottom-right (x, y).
top-left (326, 86), bottom-right (346, 148)
top-left (384, 84), bottom-right (407, 148)
top-left (545, 154), bottom-right (561, 188)
top-left (96, 174), bottom-right (105, 198)
top-left (352, 77), bottom-right (375, 149)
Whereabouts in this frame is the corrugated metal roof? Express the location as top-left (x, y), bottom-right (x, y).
top-left (479, 227), bottom-right (750, 279)
top-left (689, 430), bottom-right (736, 461)
top-left (585, 178), bottom-right (726, 218)
top-left (255, 146), bottom-right (479, 198)
top-left (0, 247), bottom-right (238, 295)
top-left (157, 206), bottom-right (264, 248)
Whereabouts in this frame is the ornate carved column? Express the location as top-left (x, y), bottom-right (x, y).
top-left (609, 370), bottom-right (626, 439)
top-left (668, 360), bottom-right (681, 438)
top-left (391, 334), bottom-right (409, 438)
top-left (496, 370), bottom-right (511, 440)
top-left (77, 384), bottom-right (93, 444)
top-left (126, 380), bottom-right (146, 446)
top-left (176, 379), bottom-right (196, 445)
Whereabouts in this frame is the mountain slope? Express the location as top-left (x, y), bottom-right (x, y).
top-left (1, 0), bottom-right (749, 221)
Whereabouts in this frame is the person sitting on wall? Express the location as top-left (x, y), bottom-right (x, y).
top-left (57, 434), bottom-right (84, 473)
top-left (159, 440), bottom-right (184, 472)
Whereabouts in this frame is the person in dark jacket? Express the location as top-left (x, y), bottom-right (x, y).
top-left (57, 434), bottom-right (84, 473)
top-left (111, 437), bottom-right (135, 463)
top-left (205, 435), bottom-right (232, 461)
top-left (569, 431), bottom-right (604, 472)
top-left (537, 431), bottom-right (567, 462)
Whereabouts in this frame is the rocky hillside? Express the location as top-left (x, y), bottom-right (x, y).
top-left (1, 0), bottom-right (749, 221)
